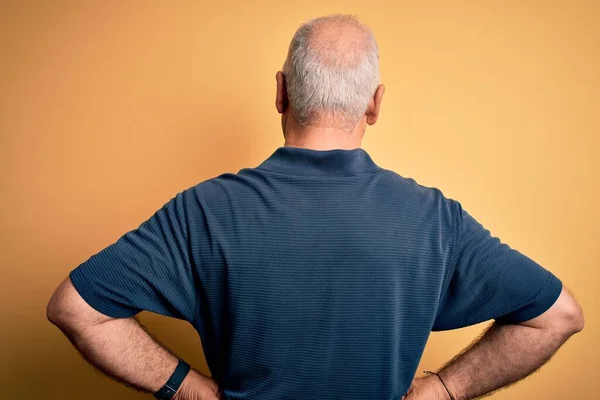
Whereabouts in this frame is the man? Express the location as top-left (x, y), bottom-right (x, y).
top-left (47, 14), bottom-right (584, 400)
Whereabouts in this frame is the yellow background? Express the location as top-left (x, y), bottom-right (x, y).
top-left (1, 1), bottom-right (598, 398)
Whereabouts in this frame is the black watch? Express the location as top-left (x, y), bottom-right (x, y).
top-left (154, 359), bottom-right (191, 400)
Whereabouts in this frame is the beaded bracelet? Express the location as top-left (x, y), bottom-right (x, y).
top-left (423, 370), bottom-right (455, 400)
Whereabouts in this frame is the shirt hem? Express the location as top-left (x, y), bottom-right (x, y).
top-left (495, 277), bottom-right (563, 325)
top-left (69, 268), bottom-right (138, 319)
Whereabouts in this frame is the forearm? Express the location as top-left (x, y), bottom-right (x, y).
top-left (438, 321), bottom-right (571, 400)
top-left (56, 315), bottom-right (181, 393)
top-left (51, 313), bottom-right (219, 400)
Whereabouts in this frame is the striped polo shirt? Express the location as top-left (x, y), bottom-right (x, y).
top-left (70, 146), bottom-right (562, 399)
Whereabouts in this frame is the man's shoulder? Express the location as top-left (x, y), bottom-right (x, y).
top-left (378, 168), bottom-right (457, 203)
top-left (179, 169), bottom-right (262, 205)
top-left (180, 167), bottom-right (459, 215)
top-left (185, 168), bottom-right (447, 194)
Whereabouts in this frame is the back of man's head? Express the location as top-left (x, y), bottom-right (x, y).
top-left (283, 14), bottom-right (380, 131)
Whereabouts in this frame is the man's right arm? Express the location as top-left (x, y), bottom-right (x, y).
top-left (405, 285), bottom-right (583, 399)
top-left (439, 285), bottom-right (583, 399)
top-left (404, 199), bottom-right (586, 399)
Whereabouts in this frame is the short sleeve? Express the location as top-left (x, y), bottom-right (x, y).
top-left (69, 190), bottom-right (197, 322)
top-left (432, 201), bottom-right (563, 331)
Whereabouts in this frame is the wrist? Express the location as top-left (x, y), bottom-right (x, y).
top-left (172, 369), bottom-right (220, 400)
top-left (437, 370), bottom-right (460, 400)
top-left (154, 359), bottom-right (191, 400)
top-left (423, 374), bottom-right (452, 400)
top-left (172, 369), bottom-right (194, 400)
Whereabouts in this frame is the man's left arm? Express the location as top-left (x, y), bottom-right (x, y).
top-left (47, 277), bottom-right (219, 400)
top-left (46, 190), bottom-right (216, 398)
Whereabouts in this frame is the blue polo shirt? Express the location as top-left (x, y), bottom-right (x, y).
top-left (69, 146), bottom-right (562, 399)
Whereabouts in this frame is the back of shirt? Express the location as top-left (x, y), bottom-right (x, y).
top-left (70, 147), bottom-right (562, 400)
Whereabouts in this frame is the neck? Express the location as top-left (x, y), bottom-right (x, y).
top-left (282, 113), bottom-right (366, 150)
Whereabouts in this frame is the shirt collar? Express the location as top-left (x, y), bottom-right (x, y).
top-left (256, 146), bottom-right (380, 177)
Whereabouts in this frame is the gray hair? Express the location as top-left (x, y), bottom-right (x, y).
top-left (282, 14), bottom-right (380, 130)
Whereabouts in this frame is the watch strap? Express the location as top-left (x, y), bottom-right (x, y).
top-left (154, 359), bottom-right (191, 400)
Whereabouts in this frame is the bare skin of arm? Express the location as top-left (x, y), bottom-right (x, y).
top-left (46, 277), bottom-right (220, 400)
top-left (48, 275), bottom-right (583, 400)
top-left (404, 286), bottom-right (585, 400)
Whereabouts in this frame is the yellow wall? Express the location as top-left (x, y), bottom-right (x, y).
top-left (1, 1), bottom-right (598, 398)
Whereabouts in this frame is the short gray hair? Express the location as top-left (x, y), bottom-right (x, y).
top-left (282, 14), bottom-right (380, 130)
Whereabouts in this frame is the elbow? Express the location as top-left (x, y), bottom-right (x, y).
top-left (566, 301), bottom-right (585, 335)
top-left (46, 277), bottom-right (78, 331)
top-left (46, 286), bottom-right (66, 328)
top-left (519, 286), bottom-right (584, 337)
top-left (46, 276), bottom-right (113, 334)
top-left (46, 301), bottom-right (56, 325)
top-left (558, 289), bottom-right (585, 336)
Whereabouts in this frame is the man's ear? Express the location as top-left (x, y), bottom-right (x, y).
top-left (366, 84), bottom-right (385, 125)
top-left (276, 71), bottom-right (288, 114)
